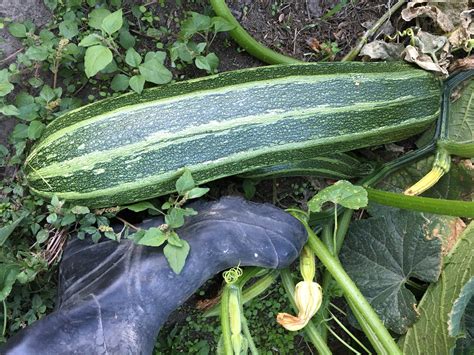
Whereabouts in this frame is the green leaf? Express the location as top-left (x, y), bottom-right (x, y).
top-left (167, 231), bottom-right (184, 247)
top-left (39, 85), bottom-right (55, 102)
top-left (61, 213), bottom-right (76, 226)
top-left (125, 47), bottom-right (142, 67)
top-left (188, 41), bottom-right (206, 54)
top-left (195, 54), bottom-right (217, 73)
top-left (165, 208), bottom-right (185, 229)
top-left (308, 180), bottom-right (368, 212)
top-left (8, 23), bottom-right (27, 38)
top-left (119, 30), bottom-right (136, 49)
top-left (180, 12), bottom-right (211, 38)
top-left (27, 121), bottom-right (46, 140)
top-left (129, 75), bottom-right (145, 94)
top-left (0, 264), bottom-right (20, 301)
top-left (340, 209), bottom-right (443, 334)
top-left (401, 222), bottom-right (474, 353)
top-left (176, 169), bottom-right (195, 195)
top-left (101, 9), bottom-right (123, 35)
top-left (169, 41), bottom-right (194, 63)
top-left (12, 124), bottom-right (29, 140)
top-left (164, 239), bottom-right (190, 274)
top-left (186, 187), bottom-right (209, 199)
top-left (211, 16), bottom-right (235, 33)
top-left (0, 69), bottom-right (14, 97)
top-left (59, 20), bottom-right (79, 39)
top-left (78, 34), bottom-right (102, 47)
top-left (135, 227), bottom-right (167, 247)
top-left (36, 229), bottom-right (49, 244)
top-left (194, 55), bottom-right (211, 72)
top-left (47, 213), bottom-right (58, 224)
top-left (44, 0), bottom-right (58, 11)
top-left (447, 80), bottom-right (474, 145)
top-left (50, 195), bottom-right (60, 207)
top-left (139, 58), bottom-right (172, 84)
top-left (25, 46), bottom-right (49, 61)
top-left (121, 201), bottom-right (159, 212)
top-left (0, 105), bottom-right (19, 116)
top-left (242, 179), bottom-right (256, 199)
top-left (144, 51), bottom-right (166, 64)
top-left (71, 206), bottom-right (90, 214)
top-left (84, 45), bottom-right (113, 78)
top-left (0, 215), bottom-right (26, 246)
top-left (88, 8), bottom-right (111, 30)
top-left (111, 74), bottom-right (129, 92)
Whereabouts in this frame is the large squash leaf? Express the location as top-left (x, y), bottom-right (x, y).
top-left (448, 80), bottom-right (474, 145)
top-left (340, 209), bottom-right (443, 334)
top-left (401, 222), bottom-right (474, 354)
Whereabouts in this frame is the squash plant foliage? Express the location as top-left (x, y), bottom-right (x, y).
top-left (0, 0), bottom-right (473, 353)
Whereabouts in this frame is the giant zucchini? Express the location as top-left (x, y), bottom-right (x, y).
top-left (25, 62), bottom-right (442, 207)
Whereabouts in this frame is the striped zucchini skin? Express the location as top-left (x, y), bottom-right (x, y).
top-left (241, 153), bottom-right (374, 180)
top-left (25, 62), bottom-right (442, 207)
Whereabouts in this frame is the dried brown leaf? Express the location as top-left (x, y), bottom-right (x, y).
top-left (449, 10), bottom-right (473, 48)
top-left (306, 37), bottom-right (321, 52)
top-left (416, 30), bottom-right (447, 55)
top-left (441, 218), bottom-right (466, 256)
top-left (402, 0), bottom-right (454, 32)
top-left (360, 40), bottom-right (404, 60)
top-left (403, 45), bottom-right (448, 75)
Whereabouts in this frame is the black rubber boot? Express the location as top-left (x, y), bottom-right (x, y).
top-left (1, 197), bottom-right (307, 354)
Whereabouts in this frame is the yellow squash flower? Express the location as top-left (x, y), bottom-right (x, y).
top-left (277, 280), bottom-right (323, 331)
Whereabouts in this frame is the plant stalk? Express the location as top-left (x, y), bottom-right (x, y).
top-left (366, 188), bottom-right (474, 218)
top-left (210, 0), bottom-right (300, 64)
top-left (298, 220), bottom-right (402, 354)
top-left (347, 297), bottom-right (387, 354)
top-left (220, 286), bottom-right (234, 354)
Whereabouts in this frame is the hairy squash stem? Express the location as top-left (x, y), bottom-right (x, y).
top-left (280, 269), bottom-right (332, 355)
top-left (241, 312), bottom-right (258, 354)
top-left (404, 147), bottom-right (451, 196)
top-left (220, 286), bottom-right (234, 354)
top-left (296, 219), bottom-right (402, 354)
top-left (366, 188), bottom-right (474, 218)
top-left (210, 0), bottom-right (300, 64)
top-left (346, 297), bottom-right (387, 355)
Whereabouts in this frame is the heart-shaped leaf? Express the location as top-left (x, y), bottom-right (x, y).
top-left (340, 209), bottom-right (443, 334)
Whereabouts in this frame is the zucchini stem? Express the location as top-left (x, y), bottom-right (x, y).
top-left (404, 147), bottom-right (450, 196)
top-left (366, 188), bottom-right (474, 218)
top-left (210, 0), bottom-right (300, 64)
